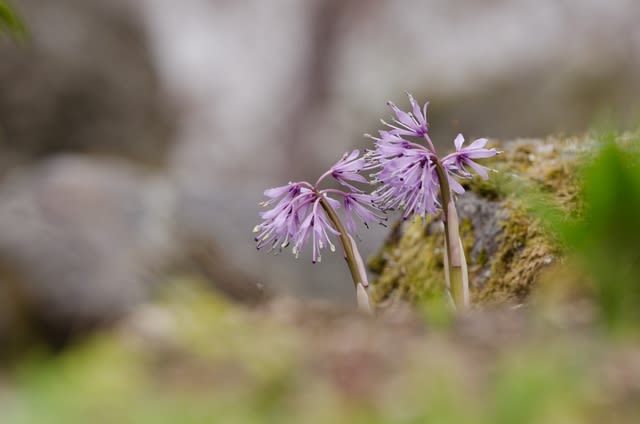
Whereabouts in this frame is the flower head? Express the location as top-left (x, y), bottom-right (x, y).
top-left (342, 192), bottom-right (387, 234)
top-left (370, 138), bottom-right (440, 219)
top-left (255, 151), bottom-right (385, 261)
top-left (442, 134), bottom-right (498, 180)
top-left (292, 197), bottom-right (340, 263)
top-left (254, 182), bottom-right (314, 252)
top-left (367, 95), bottom-right (498, 218)
top-left (383, 93), bottom-right (429, 137)
top-left (319, 149), bottom-right (370, 192)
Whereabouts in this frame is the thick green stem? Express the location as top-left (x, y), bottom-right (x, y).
top-left (434, 159), bottom-right (469, 308)
top-left (318, 196), bottom-right (373, 313)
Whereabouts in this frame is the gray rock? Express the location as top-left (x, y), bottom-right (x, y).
top-left (0, 0), bottom-right (174, 174)
top-left (0, 156), bottom-right (265, 354)
top-left (456, 192), bottom-right (507, 289)
top-left (0, 0), bottom-right (268, 355)
top-left (0, 156), bottom-right (174, 349)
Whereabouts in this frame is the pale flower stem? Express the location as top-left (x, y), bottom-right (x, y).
top-left (318, 196), bottom-right (374, 314)
top-left (434, 159), bottom-right (470, 309)
top-left (356, 282), bottom-right (373, 315)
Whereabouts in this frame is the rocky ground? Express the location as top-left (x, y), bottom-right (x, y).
top-left (0, 280), bottom-right (639, 423)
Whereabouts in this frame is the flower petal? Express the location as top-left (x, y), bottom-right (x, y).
top-left (467, 138), bottom-right (488, 150)
top-left (454, 133), bottom-right (465, 151)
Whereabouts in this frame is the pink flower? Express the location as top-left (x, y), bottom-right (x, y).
top-left (442, 134), bottom-right (498, 180)
top-left (317, 149), bottom-right (370, 192)
top-left (383, 93), bottom-right (429, 137)
top-left (367, 95), bottom-right (498, 219)
top-left (255, 151), bottom-right (385, 262)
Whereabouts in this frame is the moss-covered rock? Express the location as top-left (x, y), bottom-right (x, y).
top-left (369, 135), bottom-right (591, 306)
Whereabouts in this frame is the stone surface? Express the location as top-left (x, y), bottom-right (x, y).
top-left (0, 0), bottom-right (174, 174)
top-left (0, 156), bottom-right (264, 355)
top-left (0, 0), bottom-right (265, 354)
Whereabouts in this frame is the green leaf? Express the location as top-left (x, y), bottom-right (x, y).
top-left (0, 1), bottom-right (27, 40)
top-left (571, 138), bottom-right (640, 329)
top-left (544, 131), bottom-right (640, 331)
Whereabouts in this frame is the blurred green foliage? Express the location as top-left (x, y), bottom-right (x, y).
top-left (506, 130), bottom-right (640, 332)
top-left (0, 1), bottom-right (27, 40)
top-left (1, 281), bottom-right (639, 423)
top-left (565, 133), bottom-right (640, 330)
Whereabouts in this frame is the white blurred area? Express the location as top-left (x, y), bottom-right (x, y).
top-left (137, 0), bottom-right (640, 300)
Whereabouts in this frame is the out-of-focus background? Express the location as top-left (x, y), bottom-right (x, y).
top-left (3, 2), bottom-right (640, 423)
top-left (0, 0), bottom-right (639, 343)
top-left (144, 0), bottom-right (640, 301)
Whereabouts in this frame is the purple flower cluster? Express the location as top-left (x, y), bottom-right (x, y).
top-left (254, 150), bottom-right (385, 263)
top-left (255, 93), bottom-right (498, 262)
top-left (368, 94), bottom-right (498, 219)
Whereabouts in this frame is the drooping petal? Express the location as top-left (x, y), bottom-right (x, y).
top-left (255, 182), bottom-right (314, 254)
top-left (343, 193), bottom-right (387, 231)
top-left (325, 149), bottom-right (372, 192)
top-left (292, 206), bottom-right (315, 257)
top-left (285, 196), bottom-right (342, 262)
top-left (263, 184), bottom-right (291, 199)
top-left (464, 159), bottom-right (490, 179)
top-left (323, 195), bottom-right (341, 211)
top-left (342, 198), bottom-right (357, 234)
top-left (448, 174), bottom-right (466, 194)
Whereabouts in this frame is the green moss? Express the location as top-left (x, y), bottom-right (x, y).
top-left (477, 249), bottom-right (489, 267)
top-left (459, 217), bottom-right (475, 254)
top-left (366, 253), bottom-right (387, 275)
top-left (370, 217), bottom-right (446, 304)
top-left (370, 213), bottom-right (477, 306)
top-left (475, 202), bottom-right (557, 304)
top-left (370, 135), bottom-right (591, 306)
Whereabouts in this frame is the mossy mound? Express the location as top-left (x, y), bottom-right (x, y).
top-left (369, 135), bottom-right (590, 306)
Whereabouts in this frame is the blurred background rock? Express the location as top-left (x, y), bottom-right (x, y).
top-left (0, 0), bottom-right (639, 349)
top-left (0, 0), bottom-right (173, 171)
top-left (0, 0), bottom-right (261, 352)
